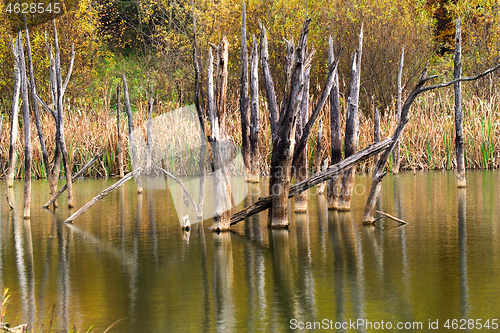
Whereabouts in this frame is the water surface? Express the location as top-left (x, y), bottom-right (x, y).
top-left (1, 171), bottom-right (500, 332)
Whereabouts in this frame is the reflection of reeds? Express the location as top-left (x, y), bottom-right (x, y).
top-left (1, 89), bottom-right (499, 179)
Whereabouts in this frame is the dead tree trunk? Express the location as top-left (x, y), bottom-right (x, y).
top-left (207, 49), bottom-right (217, 136)
top-left (24, 20), bottom-right (52, 191)
top-left (338, 26), bottom-right (363, 211)
top-left (208, 39), bottom-right (232, 231)
top-left (240, 1), bottom-right (251, 180)
top-left (454, 18), bottom-right (466, 188)
top-left (116, 85), bottom-right (124, 178)
top-left (122, 73), bottom-right (143, 194)
top-left (327, 36), bottom-right (342, 210)
top-left (373, 107), bottom-right (381, 165)
top-left (53, 22), bottom-right (74, 208)
top-left (314, 120), bottom-right (327, 194)
top-left (392, 46), bottom-right (404, 174)
top-left (249, 35), bottom-right (260, 183)
top-left (6, 32), bottom-right (21, 188)
top-left (294, 63), bottom-right (310, 213)
top-left (362, 63), bottom-right (500, 223)
top-left (259, 22), bottom-right (279, 144)
top-left (268, 19), bottom-right (310, 228)
top-left (146, 85), bottom-right (154, 175)
top-left (231, 138), bottom-right (391, 225)
top-left (280, 37), bottom-right (295, 119)
top-left (18, 32), bottom-right (31, 218)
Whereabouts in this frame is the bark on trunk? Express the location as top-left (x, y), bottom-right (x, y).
top-left (373, 107), bottom-right (381, 165)
top-left (338, 26), bottom-right (363, 211)
top-left (268, 19), bottom-right (310, 228)
top-left (294, 64), bottom-right (310, 213)
top-left (116, 84), bottom-right (124, 178)
top-left (259, 22), bottom-right (279, 144)
top-left (18, 33), bottom-right (31, 218)
top-left (240, 1), bottom-right (251, 180)
top-left (121, 73), bottom-right (143, 193)
top-left (392, 46), bottom-right (404, 174)
top-left (314, 120), bottom-right (326, 194)
top-left (146, 85), bottom-right (154, 175)
top-left (362, 63), bottom-right (500, 222)
top-left (213, 37), bottom-right (229, 136)
top-left (53, 21), bottom-right (74, 208)
top-left (249, 36), bottom-right (260, 183)
top-left (454, 18), bottom-right (466, 188)
top-left (7, 32), bottom-right (21, 188)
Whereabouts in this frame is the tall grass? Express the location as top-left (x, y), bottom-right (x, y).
top-left (0, 87), bottom-right (499, 179)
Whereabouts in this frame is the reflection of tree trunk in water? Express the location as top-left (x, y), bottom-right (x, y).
top-left (269, 229), bottom-right (298, 321)
top-left (12, 211), bottom-right (29, 321)
top-left (197, 221), bottom-right (211, 332)
top-left (56, 219), bottom-right (70, 330)
top-left (148, 190), bottom-right (158, 263)
top-left (213, 232), bottom-right (235, 330)
top-left (458, 189), bottom-right (469, 318)
top-left (295, 212), bottom-right (316, 320)
top-left (23, 219), bottom-right (37, 328)
top-left (129, 194), bottom-right (142, 325)
top-left (328, 211), bottom-right (346, 322)
top-left (316, 193), bottom-right (328, 260)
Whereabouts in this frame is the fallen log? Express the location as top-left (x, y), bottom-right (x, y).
top-left (64, 168), bottom-right (141, 223)
top-left (155, 167), bottom-right (200, 217)
top-left (230, 137), bottom-right (391, 225)
top-left (42, 152), bottom-right (103, 209)
top-left (372, 210), bottom-right (408, 225)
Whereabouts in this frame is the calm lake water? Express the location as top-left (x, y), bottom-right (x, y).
top-left (1, 171), bottom-right (500, 332)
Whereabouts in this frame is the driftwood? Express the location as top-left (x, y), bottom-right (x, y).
top-left (362, 62), bottom-right (500, 222)
top-left (18, 29), bottom-right (31, 218)
top-left (259, 21), bottom-right (279, 143)
top-left (6, 32), bottom-right (21, 188)
top-left (392, 46), bottom-right (405, 174)
top-left (454, 18), bottom-right (466, 188)
top-left (371, 210), bottom-right (408, 225)
top-left (42, 152), bottom-right (103, 208)
top-left (338, 26), bottom-right (363, 211)
top-left (239, 0), bottom-right (251, 179)
top-left (249, 35), bottom-right (260, 183)
top-left (268, 18), bottom-right (309, 228)
top-left (230, 137), bottom-right (391, 225)
top-left (156, 167), bottom-right (200, 217)
top-left (327, 36), bottom-right (342, 210)
top-left (64, 169), bottom-right (141, 223)
top-left (122, 73), bottom-right (143, 193)
top-left (116, 84), bottom-right (124, 178)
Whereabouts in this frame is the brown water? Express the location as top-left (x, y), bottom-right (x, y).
top-left (1, 171), bottom-right (500, 332)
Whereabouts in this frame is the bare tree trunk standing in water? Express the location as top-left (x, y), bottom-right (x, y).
top-left (53, 21), bottom-right (74, 208)
top-left (392, 46), bottom-right (404, 174)
top-left (25, 20), bottom-right (53, 194)
top-left (122, 74), bottom-right (143, 194)
top-left (116, 85), bottom-right (124, 178)
top-left (454, 18), bottom-right (466, 188)
top-left (7, 32), bottom-right (21, 188)
top-left (338, 26), bottom-right (363, 211)
top-left (373, 107), bottom-right (380, 165)
top-left (294, 54), bottom-right (310, 213)
top-left (249, 36), bottom-right (260, 183)
top-left (17, 32), bottom-right (31, 218)
top-left (208, 38), bottom-right (232, 231)
top-left (327, 36), bottom-right (342, 210)
top-left (239, 0), bottom-right (251, 181)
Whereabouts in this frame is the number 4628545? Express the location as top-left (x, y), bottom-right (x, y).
top-left (444, 319), bottom-right (498, 330)
top-left (5, 2), bottom-right (61, 14)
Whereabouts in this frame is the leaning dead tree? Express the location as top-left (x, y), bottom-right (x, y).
top-left (6, 32), bottom-right (21, 188)
top-left (208, 38), bottom-right (233, 231)
top-left (230, 138), bottom-right (392, 225)
top-left (392, 46), bottom-right (405, 174)
top-left (239, 0), bottom-right (251, 180)
top-left (362, 62), bottom-right (500, 223)
top-left (337, 26), bottom-right (363, 211)
top-left (454, 18), bottom-right (466, 188)
top-left (327, 36), bottom-right (342, 210)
